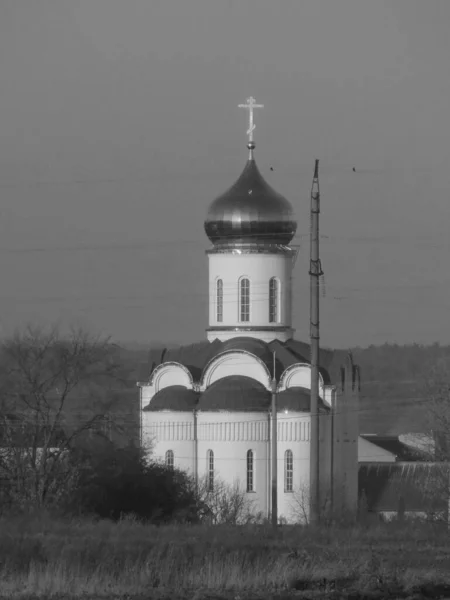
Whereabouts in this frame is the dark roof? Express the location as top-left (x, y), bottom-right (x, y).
top-left (143, 386), bottom-right (199, 412)
top-left (277, 387), bottom-right (329, 413)
top-left (360, 435), bottom-right (431, 461)
top-left (139, 337), bottom-right (346, 385)
top-left (359, 462), bottom-right (448, 512)
top-left (145, 340), bottom-right (222, 381)
top-left (283, 339), bottom-right (347, 385)
top-left (220, 337), bottom-right (276, 375)
top-left (198, 376), bottom-right (270, 412)
top-left (144, 380), bottom-right (330, 414)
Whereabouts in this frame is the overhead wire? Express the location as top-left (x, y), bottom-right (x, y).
top-left (0, 389), bottom-right (433, 427)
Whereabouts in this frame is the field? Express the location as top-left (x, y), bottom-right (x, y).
top-left (0, 512), bottom-right (449, 600)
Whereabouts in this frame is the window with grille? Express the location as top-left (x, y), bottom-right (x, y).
top-left (207, 449), bottom-right (214, 491)
top-left (269, 277), bottom-right (279, 323)
top-left (216, 279), bottom-right (223, 322)
top-left (239, 278), bottom-right (250, 322)
top-left (165, 449), bottom-right (174, 469)
top-left (285, 449), bottom-right (293, 492)
top-left (246, 449), bottom-right (254, 492)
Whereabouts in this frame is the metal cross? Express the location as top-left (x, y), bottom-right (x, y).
top-left (238, 96), bottom-right (264, 143)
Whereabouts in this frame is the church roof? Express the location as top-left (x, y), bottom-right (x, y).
top-left (277, 387), bottom-right (328, 412)
top-left (359, 435), bottom-right (431, 461)
top-left (143, 379), bottom-right (330, 413)
top-left (197, 376), bottom-right (270, 412)
top-left (143, 386), bottom-right (199, 412)
top-left (140, 337), bottom-right (346, 385)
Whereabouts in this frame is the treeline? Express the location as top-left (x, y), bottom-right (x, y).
top-left (351, 342), bottom-right (450, 382)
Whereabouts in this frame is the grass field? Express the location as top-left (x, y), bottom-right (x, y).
top-left (0, 512), bottom-right (449, 599)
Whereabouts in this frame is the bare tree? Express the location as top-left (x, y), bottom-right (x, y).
top-left (287, 481), bottom-right (332, 525)
top-left (194, 475), bottom-right (262, 525)
top-left (0, 324), bottom-right (128, 510)
top-left (288, 482), bottom-right (310, 524)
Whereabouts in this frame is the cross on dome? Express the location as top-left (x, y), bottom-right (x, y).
top-left (238, 96), bottom-right (264, 145)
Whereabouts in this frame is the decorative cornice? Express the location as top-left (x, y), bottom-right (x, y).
top-left (206, 245), bottom-right (295, 256)
top-left (206, 326), bottom-right (293, 333)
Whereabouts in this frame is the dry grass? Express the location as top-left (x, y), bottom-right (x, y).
top-left (0, 512), bottom-right (449, 598)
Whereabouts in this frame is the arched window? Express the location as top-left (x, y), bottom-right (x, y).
top-left (216, 279), bottom-right (223, 322)
top-left (165, 449), bottom-right (174, 469)
top-left (207, 449), bottom-right (214, 491)
top-left (239, 278), bottom-right (250, 322)
top-left (246, 450), bottom-right (254, 492)
top-left (284, 450), bottom-right (293, 492)
top-left (269, 277), bottom-right (279, 323)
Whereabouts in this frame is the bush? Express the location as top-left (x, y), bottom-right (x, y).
top-left (63, 442), bottom-right (200, 523)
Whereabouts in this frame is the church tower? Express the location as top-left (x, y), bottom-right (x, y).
top-left (204, 97), bottom-right (298, 342)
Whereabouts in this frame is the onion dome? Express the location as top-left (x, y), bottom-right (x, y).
top-left (204, 145), bottom-right (297, 248)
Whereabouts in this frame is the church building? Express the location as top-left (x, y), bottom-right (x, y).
top-left (137, 98), bottom-right (361, 523)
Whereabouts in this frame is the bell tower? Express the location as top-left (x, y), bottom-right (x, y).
top-left (204, 98), bottom-right (298, 343)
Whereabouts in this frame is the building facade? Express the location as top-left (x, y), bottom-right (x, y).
top-left (137, 98), bottom-right (360, 523)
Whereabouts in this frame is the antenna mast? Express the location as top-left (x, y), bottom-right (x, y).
top-left (309, 159), bottom-right (323, 524)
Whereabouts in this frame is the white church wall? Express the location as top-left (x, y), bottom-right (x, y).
top-left (207, 252), bottom-right (294, 341)
top-left (197, 411), bottom-right (270, 517)
top-left (142, 411), bottom-right (195, 475)
top-left (201, 351), bottom-right (271, 390)
top-left (275, 413), bottom-right (311, 523)
top-left (141, 406), bottom-right (314, 524)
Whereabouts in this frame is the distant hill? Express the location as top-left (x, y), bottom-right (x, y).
top-left (351, 343), bottom-right (449, 435)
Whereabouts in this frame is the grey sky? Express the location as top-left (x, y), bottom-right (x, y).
top-left (0, 0), bottom-right (449, 348)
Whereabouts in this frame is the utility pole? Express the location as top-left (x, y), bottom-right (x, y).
top-left (309, 159), bottom-right (323, 525)
top-left (271, 350), bottom-right (278, 528)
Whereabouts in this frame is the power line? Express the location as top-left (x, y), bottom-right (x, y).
top-left (2, 231), bottom-right (450, 255)
top-left (0, 391), bottom-right (434, 429)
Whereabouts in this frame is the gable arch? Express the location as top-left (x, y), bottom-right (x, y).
top-left (278, 363), bottom-right (325, 397)
top-left (149, 361), bottom-right (194, 392)
top-left (200, 349), bottom-right (271, 391)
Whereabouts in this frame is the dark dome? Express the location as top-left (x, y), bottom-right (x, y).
top-left (204, 157), bottom-right (297, 247)
top-left (277, 387), bottom-right (329, 413)
top-left (144, 386), bottom-right (199, 411)
top-left (198, 376), bottom-right (270, 412)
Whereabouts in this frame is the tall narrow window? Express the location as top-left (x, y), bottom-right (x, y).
top-left (216, 279), bottom-right (223, 322)
top-left (246, 450), bottom-right (254, 492)
top-left (240, 278), bottom-right (250, 322)
top-left (207, 449), bottom-right (214, 491)
top-left (269, 277), bottom-right (279, 323)
top-left (284, 450), bottom-right (293, 492)
top-left (165, 449), bottom-right (174, 469)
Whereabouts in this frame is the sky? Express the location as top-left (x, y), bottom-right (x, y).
top-left (0, 0), bottom-right (450, 348)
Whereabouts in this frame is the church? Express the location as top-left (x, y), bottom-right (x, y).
top-left (137, 98), bottom-right (361, 523)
